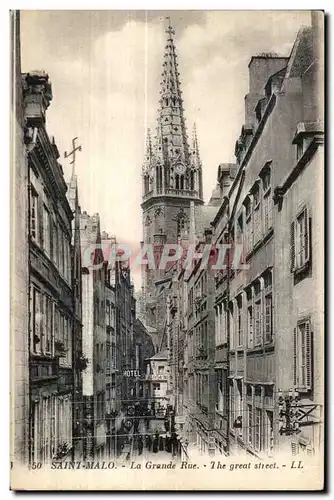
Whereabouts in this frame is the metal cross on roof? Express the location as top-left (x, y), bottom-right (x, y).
top-left (64, 136), bottom-right (82, 176)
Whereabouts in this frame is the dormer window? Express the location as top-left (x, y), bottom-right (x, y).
top-left (296, 139), bottom-right (304, 161)
top-left (293, 121), bottom-right (324, 161)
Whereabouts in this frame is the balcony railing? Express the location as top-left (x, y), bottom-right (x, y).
top-left (143, 188), bottom-right (198, 201)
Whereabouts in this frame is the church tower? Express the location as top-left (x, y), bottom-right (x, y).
top-left (141, 21), bottom-right (204, 331)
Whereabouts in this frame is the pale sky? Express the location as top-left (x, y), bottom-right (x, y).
top-left (20, 10), bottom-right (311, 290)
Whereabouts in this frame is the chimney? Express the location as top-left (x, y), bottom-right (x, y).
top-left (22, 71), bottom-right (52, 126)
top-left (244, 55), bottom-right (288, 127)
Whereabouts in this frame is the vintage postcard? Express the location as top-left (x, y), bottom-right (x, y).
top-left (10, 9), bottom-right (324, 490)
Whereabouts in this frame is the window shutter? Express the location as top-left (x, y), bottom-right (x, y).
top-left (305, 321), bottom-right (312, 390)
top-left (260, 287), bottom-right (264, 345)
top-left (290, 221), bottom-right (295, 272)
top-left (38, 197), bottom-right (43, 247)
top-left (293, 327), bottom-right (298, 388)
top-left (304, 208), bottom-right (310, 265)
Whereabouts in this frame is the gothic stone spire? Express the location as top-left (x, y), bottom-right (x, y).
top-left (158, 20), bottom-right (190, 170)
top-left (142, 21), bottom-right (203, 201)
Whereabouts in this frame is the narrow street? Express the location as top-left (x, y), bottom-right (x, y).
top-left (131, 418), bottom-right (175, 462)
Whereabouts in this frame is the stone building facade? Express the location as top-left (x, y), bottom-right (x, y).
top-left (11, 10), bottom-right (29, 464)
top-left (24, 69), bottom-right (77, 464)
top-left (154, 14), bottom-right (324, 462)
top-left (210, 15), bottom-right (324, 458)
top-left (67, 174), bottom-right (84, 459)
top-left (80, 212), bottom-right (106, 460)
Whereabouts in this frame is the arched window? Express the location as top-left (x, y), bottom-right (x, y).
top-left (180, 175), bottom-right (184, 190)
top-left (144, 175), bottom-right (150, 194)
top-left (177, 217), bottom-right (185, 236)
top-left (176, 215), bottom-right (189, 237)
top-left (165, 97), bottom-right (169, 107)
top-left (164, 166), bottom-right (170, 188)
top-left (190, 171), bottom-right (195, 190)
top-left (175, 174), bottom-right (180, 190)
top-left (156, 165), bottom-right (163, 192)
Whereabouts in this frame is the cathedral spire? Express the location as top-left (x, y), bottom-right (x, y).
top-left (158, 19), bottom-right (190, 167)
top-left (141, 20), bottom-right (203, 203)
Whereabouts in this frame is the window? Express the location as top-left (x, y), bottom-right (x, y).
top-left (229, 303), bottom-right (235, 350)
top-left (30, 287), bottom-right (42, 354)
top-left (153, 383), bottom-right (160, 392)
top-left (255, 408), bottom-right (262, 452)
top-left (63, 236), bottom-right (71, 283)
top-left (31, 394), bottom-right (73, 463)
top-left (254, 282), bottom-right (262, 347)
top-left (235, 380), bottom-right (243, 421)
top-left (247, 304), bottom-right (253, 348)
top-left (201, 321), bottom-right (208, 355)
top-left (44, 295), bottom-right (53, 355)
top-left (106, 301), bottom-right (111, 327)
top-left (215, 306), bottom-right (219, 345)
top-left (106, 343), bottom-right (111, 374)
top-left (264, 295), bottom-right (272, 343)
top-left (144, 175), bottom-right (150, 195)
top-left (30, 287), bottom-right (54, 356)
top-left (51, 220), bottom-right (58, 265)
top-left (43, 204), bottom-right (51, 256)
top-left (215, 303), bottom-right (227, 346)
top-left (264, 272), bottom-right (273, 343)
top-left (30, 186), bottom-right (39, 242)
top-left (296, 140), bottom-right (304, 160)
top-left (177, 216), bottom-right (189, 236)
top-left (236, 214), bottom-right (243, 244)
top-left (244, 197), bottom-right (253, 254)
top-left (294, 320), bottom-right (312, 391)
top-left (262, 168), bottom-right (272, 233)
top-left (248, 404), bottom-right (253, 446)
top-left (58, 226), bottom-right (64, 276)
top-left (252, 184), bottom-right (261, 245)
top-left (229, 380), bottom-right (235, 429)
top-left (216, 370), bottom-right (226, 414)
top-left (291, 207), bottom-right (310, 272)
top-left (106, 384), bottom-right (111, 401)
top-left (265, 410), bottom-right (274, 456)
top-left (237, 297), bottom-right (243, 347)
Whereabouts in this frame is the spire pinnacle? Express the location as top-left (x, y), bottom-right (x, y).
top-left (192, 123), bottom-right (201, 166)
top-left (192, 123), bottom-right (199, 151)
top-left (145, 128), bottom-right (152, 158)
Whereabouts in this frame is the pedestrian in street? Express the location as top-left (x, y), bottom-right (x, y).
top-left (138, 435), bottom-right (143, 455)
top-left (164, 417), bottom-right (170, 432)
top-left (152, 431), bottom-right (159, 453)
top-left (146, 434), bottom-right (152, 451)
top-left (165, 436), bottom-right (171, 453)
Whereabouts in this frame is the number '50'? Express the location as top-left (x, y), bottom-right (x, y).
top-left (31, 462), bottom-right (42, 469)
